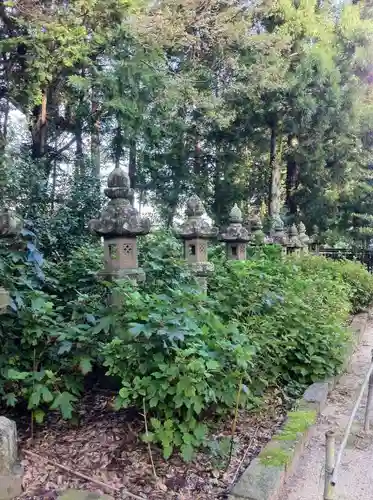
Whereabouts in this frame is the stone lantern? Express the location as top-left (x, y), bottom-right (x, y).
top-left (0, 286), bottom-right (9, 313)
top-left (0, 209), bottom-right (23, 313)
top-left (249, 213), bottom-right (265, 246)
top-left (89, 167), bottom-right (151, 282)
top-left (220, 204), bottom-right (250, 260)
top-left (0, 211), bottom-right (23, 238)
top-left (176, 195), bottom-right (218, 292)
top-left (298, 221), bottom-right (310, 254)
top-left (287, 224), bottom-right (302, 255)
top-left (310, 225), bottom-right (320, 254)
top-left (271, 215), bottom-right (288, 257)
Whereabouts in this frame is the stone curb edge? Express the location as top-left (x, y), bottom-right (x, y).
top-left (228, 310), bottom-right (370, 500)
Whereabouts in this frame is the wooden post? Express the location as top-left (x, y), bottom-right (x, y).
top-left (324, 430), bottom-right (335, 500)
top-left (364, 349), bottom-right (373, 432)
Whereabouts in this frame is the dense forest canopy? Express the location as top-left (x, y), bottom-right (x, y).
top-left (1, 0), bottom-right (373, 253)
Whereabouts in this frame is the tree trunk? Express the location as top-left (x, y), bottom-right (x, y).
top-left (166, 202), bottom-right (177, 228)
top-left (91, 97), bottom-right (100, 178)
top-left (212, 148), bottom-right (223, 225)
top-left (50, 137), bottom-right (58, 214)
top-left (269, 124), bottom-right (281, 217)
top-left (128, 139), bottom-right (137, 191)
top-left (0, 97), bottom-right (9, 153)
top-left (75, 122), bottom-right (84, 175)
top-left (31, 90), bottom-right (48, 160)
top-left (114, 126), bottom-right (122, 169)
top-left (286, 136), bottom-right (299, 216)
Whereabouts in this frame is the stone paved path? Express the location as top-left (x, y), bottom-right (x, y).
top-left (283, 320), bottom-right (373, 500)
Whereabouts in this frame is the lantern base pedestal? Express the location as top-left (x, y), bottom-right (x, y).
top-left (98, 268), bottom-right (146, 306)
top-left (189, 262), bottom-right (214, 295)
top-left (190, 261), bottom-right (214, 276)
top-left (101, 267), bottom-right (146, 283)
top-left (0, 287), bottom-right (9, 314)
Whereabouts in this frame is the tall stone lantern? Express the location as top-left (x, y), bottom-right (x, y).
top-left (298, 221), bottom-right (310, 254)
top-left (271, 215), bottom-right (288, 257)
top-left (249, 213), bottom-right (265, 246)
top-left (89, 167), bottom-right (151, 282)
top-left (176, 195), bottom-right (218, 292)
top-left (287, 224), bottom-right (302, 255)
top-left (220, 204), bottom-right (250, 260)
top-left (310, 225), bottom-right (320, 254)
top-left (0, 209), bottom-right (23, 313)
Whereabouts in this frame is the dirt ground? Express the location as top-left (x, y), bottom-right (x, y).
top-left (9, 388), bottom-right (287, 499)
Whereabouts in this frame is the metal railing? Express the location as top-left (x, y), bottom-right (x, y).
top-left (324, 350), bottom-right (373, 499)
top-left (319, 249), bottom-right (373, 274)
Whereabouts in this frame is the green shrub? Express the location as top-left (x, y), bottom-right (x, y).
top-left (0, 235), bottom-right (105, 419)
top-left (210, 256), bottom-right (352, 394)
top-left (43, 242), bottom-right (103, 301)
top-left (102, 283), bottom-right (256, 461)
top-left (339, 260), bottom-right (373, 312)
top-left (139, 230), bottom-right (195, 293)
top-left (296, 255), bottom-right (373, 313)
top-left (1, 230), bottom-right (366, 463)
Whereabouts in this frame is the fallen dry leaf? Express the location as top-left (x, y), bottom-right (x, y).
top-left (1, 388), bottom-right (287, 500)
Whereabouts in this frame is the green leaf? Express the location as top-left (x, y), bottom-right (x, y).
top-left (163, 443), bottom-right (173, 459)
top-left (28, 390), bottom-right (41, 409)
top-left (113, 396), bottom-right (128, 410)
top-left (182, 432), bottom-right (193, 445)
top-left (181, 443), bottom-right (194, 462)
top-left (193, 397), bottom-right (203, 414)
top-left (150, 418), bottom-right (161, 429)
top-left (206, 359), bottom-right (220, 371)
top-left (41, 386), bottom-right (54, 403)
top-left (31, 296), bottom-right (47, 312)
top-left (193, 423), bottom-right (207, 442)
top-left (79, 356), bottom-right (93, 375)
top-left (142, 432), bottom-right (155, 443)
top-left (92, 316), bottom-right (112, 334)
top-left (4, 393), bottom-right (17, 407)
top-left (164, 419), bottom-right (173, 430)
top-left (50, 392), bottom-right (77, 419)
top-left (149, 396), bottom-right (158, 408)
top-left (7, 369), bottom-right (29, 380)
top-left (119, 387), bottom-right (130, 399)
top-left (58, 341), bottom-right (73, 355)
top-left (33, 409), bottom-right (45, 424)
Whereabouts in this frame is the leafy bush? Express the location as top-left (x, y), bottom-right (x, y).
top-left (43, 242), bottom-right (105, 317)
top-left (102, 283), bottom-right (255, 461)
top-left (0, 233), bottom-right (105, 420)
top-left (1, 228), bottom-right (370, 462)
top-left (339, 260), bottom-right (373, 312)
top-left (296, 255), bottom-right (373, 313)
top-left (209, 256), bottom-right (352, 394)
top-left (139, 230), bottom-right (195, 293)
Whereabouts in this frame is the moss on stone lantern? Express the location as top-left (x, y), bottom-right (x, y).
top-left (271, 215), bottom-right (288, 257)
top-left (287, 223), bottom-right (302, 255)
top-left (176, 195), bottom-right (218, 292)
top-left (0, 286), bottom-right (9, 314)
top-left (220, 204), bottom-right (250, 260)
top-left (310, 225), bottom-right (320, 254)
top-left (89, 167), bottom-right (151, 282)
top-left (249, 213), bottom-right (265, 246)
top-left (0, 209), bottom-right (23, 314)
top-left (298, 221), bottom-right (310, 254)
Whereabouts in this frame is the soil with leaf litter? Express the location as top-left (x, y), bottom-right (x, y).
top-left (8, 389), bottom-right (287, 500)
